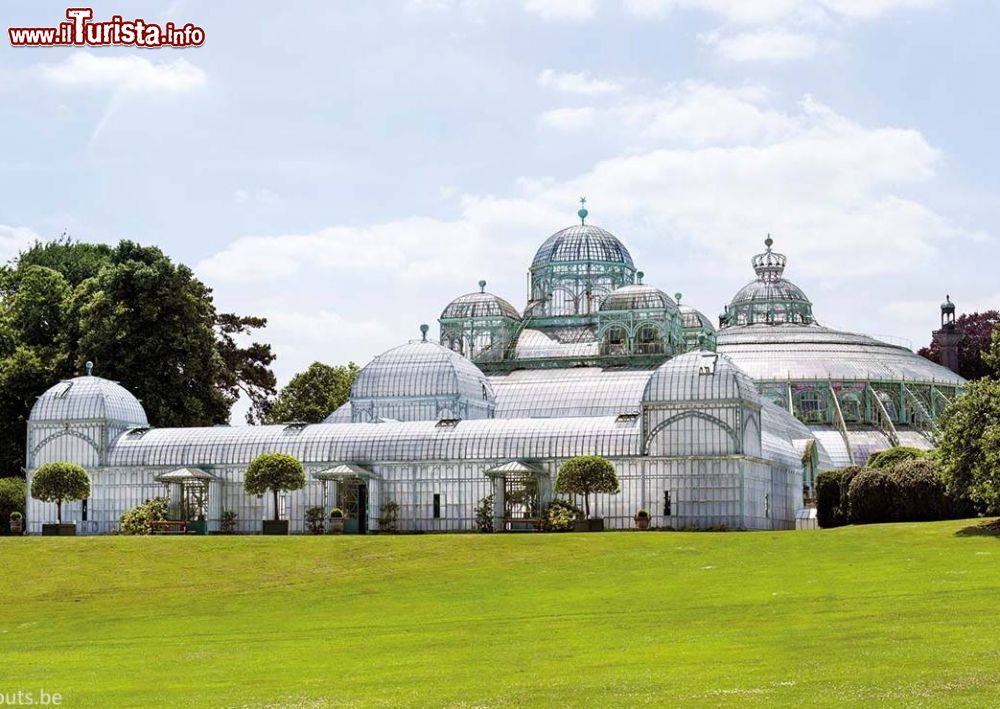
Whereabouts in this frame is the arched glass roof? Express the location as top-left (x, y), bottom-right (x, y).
top-left (643, 352), bottom-right (759, 403)
top-left (600, 284), bottom-right (678, 312)
top-left (441, 291), bottom-right (521, 320)
top-left (351, 339), bottom-right (496, 403)
top-left (678, 304), bottom-right (717, 333)
top-left (30, 375), bottom-right (148, 425)
top-left (531, 224), bottom-right (634, 268)
top-left (715, 324), bottom-right (965, 385)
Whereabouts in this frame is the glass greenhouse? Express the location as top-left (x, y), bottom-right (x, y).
top-left (24, 209), bottom-right (964, 535)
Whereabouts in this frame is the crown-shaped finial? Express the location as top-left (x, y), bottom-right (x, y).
top-left (752, 234), bottom-right (786, 282)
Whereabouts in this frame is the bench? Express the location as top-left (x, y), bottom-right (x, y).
top-left (150, 520), bottom-right (188, 535)
top-left (502, 517), bottom-right (544, 532)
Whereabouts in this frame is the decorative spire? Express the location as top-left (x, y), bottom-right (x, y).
top-left (636, 271), bottom-right (644, 284)
top-left (478, 279), bottom-right (487, 293)
top-left (674, 292), bottom-right (682, 304)
top-left (751, 234), bottom-right (787, 282)
top-left (419, 323), bottom-right (429, 341)
top-left (85, 360), bottom-right (94, 376)
top-left (577, 196), bottom-right (588, 225)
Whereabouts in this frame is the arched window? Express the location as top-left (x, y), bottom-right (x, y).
top-left (840, 393), bottom-right (863, 423)
top-left (602, 326), bottom-right (627, 355)
top-left (635, 324), bottom-right (662, 355)
top-left (796, 389), bottom-right (827, 424)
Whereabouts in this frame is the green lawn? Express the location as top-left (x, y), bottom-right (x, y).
top-left (1, 520), bottom-right (999, 707)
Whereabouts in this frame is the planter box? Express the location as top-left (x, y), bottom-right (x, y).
top-left (9, 521), bottom-right (22, 536)
top-left (42, 523), bottom-right (77, 537)
top-left (262, 520), bottom-right (289, 535)
top-left (187, 519), bottom-right (207, 535)
top-left (573, 518), bottom-right (605, 533)
top-left (328, 517), bottom-right (345, 534)
top-left (634, 516), bottom-right (651, 530)
top-left (343, 518), bottom-right (359, 535)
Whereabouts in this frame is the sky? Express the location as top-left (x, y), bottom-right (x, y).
top-left (2, 0), bottom-right (999, 421)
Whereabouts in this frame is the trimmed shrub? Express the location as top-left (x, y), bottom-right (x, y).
top-left (305, 506), bottom-right (325, 534)
top-left (543, 499), bottom-right (583, 532)
top-left (890, 459), bottom-right (951, 521)
top-left (848, 469), bottom-right (900, 525)
top-left (816, 466), bottom-right (862, 528)
top-left (554, 455), bottom-right (619, 519)
top-left (867, 446), bottom-right (926, 470)
top-left (244, 453), bottom-right (306, 522)
top-left (30, 462), bottom-right (90, 524)
top-left (119, 498), bottom-right (169, 535)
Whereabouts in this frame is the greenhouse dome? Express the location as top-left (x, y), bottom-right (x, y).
top-left (600, 283), bottom-right (677, 313)
top-left (30, 365), bottom-right (148, 425)
top-left (349, 329), bottom-right (496, 422)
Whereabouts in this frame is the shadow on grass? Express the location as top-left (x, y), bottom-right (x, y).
top-left (954, 519), bottom-right (1000, 538)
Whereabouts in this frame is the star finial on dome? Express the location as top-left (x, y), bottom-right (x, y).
top-left (577, 196), bottom-right (588, 225)
top-left (478, 279), bottom-right (487, 293)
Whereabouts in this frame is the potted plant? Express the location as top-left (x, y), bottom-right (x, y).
top-left (244, 452), bottom-right (306, 535)
top-left (9, 511), bottom-right (23, 536)
top-left (305, 506), bottom-right (325, 535)
top-left (634, 509), bottom-right (651, 530)
top-left (328, 507), bottom-right (345, 534)
top-left (30, 462), bottom-right (91, 536)
top-left (555, 455), bottom-right (620, 532)
top-left (220, 510), bottom-right (238, 534)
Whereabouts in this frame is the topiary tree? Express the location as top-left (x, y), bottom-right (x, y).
top-left (244, 453), bottom-right (306, 521)
top-left (30, 462), bottom-right (90, 524)
top-left (555, 455), bottom-right (619, 519)
top-left (867, 446), bottom-right (926, 470)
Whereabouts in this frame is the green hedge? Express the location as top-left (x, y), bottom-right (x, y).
top-left (847, 469), bottom-right (900, 525)
top-left (816, 466), bottom-right (862, 528)
top-left (845, 456), bottom-right (954, 526)
top-left (866, 446), bottom-right (926, 470)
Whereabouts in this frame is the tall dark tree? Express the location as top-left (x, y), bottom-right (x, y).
top-left (215, 313), bottom-right (278, 424)
top-left (265, 361), bottom-right (360, 424)
top-left (918, 310), bottom-right (1000, 380)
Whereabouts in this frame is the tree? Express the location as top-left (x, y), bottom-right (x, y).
top-left (0, 477), bottom-right (26, 526)
top-left (918, 310), bottom-right (1000, 380)
top-left (244, 453), bottom-right (306, 521)
top-left (0, 238), bottom-right (278, 478)
top-left (215, 313), bottom-right (278, 424)
top-left (554, 455), bottom-right (619, 519)
top-left (984, 328), bottom-right (1000, 377)
top-left (938, 378), bottom-right (1000, 514)
top-left (265, 361), bottom-right (360, 424)
top-left (30, 462), bottom-right (90, 524)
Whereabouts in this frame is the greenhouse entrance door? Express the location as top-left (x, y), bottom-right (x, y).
top-left (337, 478), bottom-right (368, 535)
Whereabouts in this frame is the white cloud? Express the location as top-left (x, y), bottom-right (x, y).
top-left (699, 28), bottom-right (820, 61)
top-left (622, 0), bottom-right (942, 24)
top-left (537, 106), bottom-right (596, 131)
top-left (524, 0), bottom-right (598, 21)
top-left (538, 69), bottom-right (623, 95)
top-left (0, 225), bottom-right (41, 263)
top-left (39, 51), bottom-right (206, 93)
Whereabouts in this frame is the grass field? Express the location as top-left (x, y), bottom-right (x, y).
top-left (1, 520), bottom-right (999, 707)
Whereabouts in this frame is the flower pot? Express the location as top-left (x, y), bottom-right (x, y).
top-left (634, 515), bottom-right (650, 530)
top-left (343, 517), bottom-right (359, 535)
top-left (328, 517), bottom-right (344, 534)
top-left (9, 521), bottom-right (22, 536)
top-left (42, 523), bottom-right (76, 537)
top-left (573, 518), bottom-right (605, 532)
top-left (262, 520), bottom-right (289, 535)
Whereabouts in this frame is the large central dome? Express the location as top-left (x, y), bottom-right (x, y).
top-left (531, 224), bottom-right (634, 269)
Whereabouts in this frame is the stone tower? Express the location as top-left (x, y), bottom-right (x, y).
top-left (932, 295), bottom-right (963, 374)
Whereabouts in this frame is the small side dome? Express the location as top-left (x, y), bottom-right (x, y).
top-left (600, 284), bottom-right (678, 312)
top-left (723, 237), bottom-right (815, 327)
top-left (531, 224), bottom-right (634, 269)
top-left (350, 336), bottom-right (495, 422)
top-left (441, 287), bottom-right (521, 321)
top-left (678, 304), bottom-right (717, 334)
top-left (30, 372), bottom-right (148, 425)
top-left (643, 351), bottom-right (758, 404)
